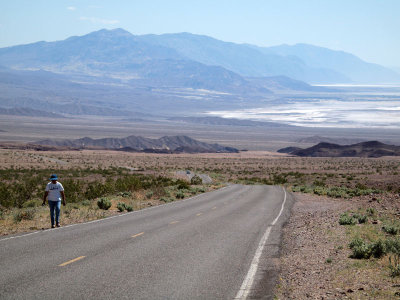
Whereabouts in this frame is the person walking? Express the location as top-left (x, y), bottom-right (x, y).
top-left (42, 174), bottom-right (66, 228)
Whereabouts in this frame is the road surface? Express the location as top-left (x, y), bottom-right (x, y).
top-left (0, 184), bottom-right (293, 299)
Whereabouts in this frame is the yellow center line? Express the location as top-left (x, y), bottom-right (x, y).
top-left (131, 232), bottom-right (144, 238)
top-left (59, 256), bottom-right (85, 267)
top-left (196, 213), bottom-right (203, 216)
top-left (169, 220), bottom-right (179, 224)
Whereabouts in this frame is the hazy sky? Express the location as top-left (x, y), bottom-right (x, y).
top-left (1, 0), bottom-right (399, 67)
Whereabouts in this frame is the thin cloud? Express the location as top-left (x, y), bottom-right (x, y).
top-left (79, 16), bottom-right (119, 25)
top-left (67, 6), bottom-right (76, 11)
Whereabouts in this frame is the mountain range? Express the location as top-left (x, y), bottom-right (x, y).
top-left (34, 135), bottom-right (239, 153)
top-left (280, 141), bottom-right (400, 158)
top-left (0, 28), bottom-right (398, 85)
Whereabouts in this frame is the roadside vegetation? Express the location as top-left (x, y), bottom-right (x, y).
top-left (0, 162), bottom-right (219, 235)
top-left (339, 207), bottom-right (400, 277)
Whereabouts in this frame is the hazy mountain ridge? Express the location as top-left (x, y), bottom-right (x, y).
top-left (139, 32), bottom-right (399, 83)
top-left (256, 43), bottom-right (400, 83)
top-left (0, 28), bottom-right (397, 85)
top-left (34, 135), bottom-right (239, 153)
top-left (0, 107), bottom-right (64, 118)
top-left (283, 141), bottom-right (400, 157)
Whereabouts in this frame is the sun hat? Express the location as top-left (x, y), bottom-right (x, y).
top-left (49, 174), bottom-right (58, 181)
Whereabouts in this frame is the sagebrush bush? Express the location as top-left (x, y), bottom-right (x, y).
top-left (13, 208), bottom-right (36, 223)
top-left (175, 191), bottom-right (185, 199)
top-left (81, 200), bottom-right (90, 206)
top-left (125, 205), bottom-right (133, 212)
top-left (352, 213), bottom-right (368, 224)
top-left (382, 224), bottom-right (399, 235)
top-left (22, 199), bottom-right (40, 208)
top-left (339, 213), bottom-right (357, 225)
top-left (160, 197), bottom-right (173, 203)
top-left (370, 240), bottom-right (387, 258)
top-left (190, 175), bottom-right (202, 185)
top-left (389, 254), bottom-right (400, 277)
top-left (117, 202), bottom-right (126, 212)
top-left (97, 198), bottom-right (111, 210)
top-left (349, 237), bottom-right (371, 259)
top-left (177, 180), bottom-right (190, 190)
top-left (349, 237), bottom-right (389, 259)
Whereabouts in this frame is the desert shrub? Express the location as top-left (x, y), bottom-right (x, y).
top-left (175, 190), bottom-right (185, 199)
top-left (97, 198), bottom-right (111, 210)
top-left (176, 180), bottom-right (190, 190)
top-left (366, 207), bottom-right (376, 216)
top-left (313, 186), bottom-right (327, 196)
top-left (327, 187), bottom-right (349, 198)
top-left (370, 240), bottom-right (387, 258)
top-left (357, 215), bottom-right (368, 224)
top-left (389, 254), bottom-right (400, 277)
top-left (145, 191), bottom-right (154, 199)
top-left (22, 199), bottom-right (40, 208)
top-left (339, 213), bottom-right (357, 225)
top-left (67, 203), bottom-right (79, 209)
top-left (117, 202), bottom-right (126, 212)
top-left (385, 238), bottom-right (400, 253)
top-left (125, 205), bottom-right (133, 212)
top-left (81, 200), bottom-right (90, 206)
top-left (190, 175), bottom-right (202, 185)
top-left (13, 208), bottom-right (36, 223)
top-left (352, 213), bottom-right (368, 224)
top-left (160, 197), bottom-right (173, 203)
top-left (349, 237), bottom-right (371, 259)
top-left (271, 174), bottom-right (287, 184)
top-left (382, 224), bottom-right (399, 235)
top-left (313, 179), bottom-right (326, 187)
top-left (118, 191), bottom-right (132, 198)
top-left (325, 258), bottom-right (333, 263)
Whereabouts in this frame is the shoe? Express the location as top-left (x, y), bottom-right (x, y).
top-left (56, 223), bottom-right (61, 227)
top-left (51, 225), bottom-right (55, 228)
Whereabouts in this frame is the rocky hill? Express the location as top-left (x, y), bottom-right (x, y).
top-left (295, 135), bottom-right (366, 145)
top-left (35, 135), bottom-right (239, 153)
top-left (284, 141), bottom-right (400, 158)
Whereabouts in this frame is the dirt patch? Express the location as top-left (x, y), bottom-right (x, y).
top-left (275, 192), bottom-right (400, 299)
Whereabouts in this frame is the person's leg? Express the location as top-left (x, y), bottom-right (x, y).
top-left (48, 201), bottom-right (55, 227)
top-left (55, 201), bottom-right (61, 226)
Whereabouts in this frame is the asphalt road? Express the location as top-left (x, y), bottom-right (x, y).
top-left (0, 184), bottom-right (293, 300)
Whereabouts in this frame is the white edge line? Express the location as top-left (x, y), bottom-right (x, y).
top-left (235, 186), bottom-right (287, 299)
top-left (0, 184), bottom-right (232, 242)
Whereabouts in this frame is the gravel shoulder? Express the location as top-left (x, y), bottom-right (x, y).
top-left (275, 192), bottom-right (400, 299)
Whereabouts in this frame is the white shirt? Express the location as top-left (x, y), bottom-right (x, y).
top-left (45, 182), bottom-right (64, 201)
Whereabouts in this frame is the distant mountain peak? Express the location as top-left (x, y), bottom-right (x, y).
top-left (96, 27), bottom-right (132, 36)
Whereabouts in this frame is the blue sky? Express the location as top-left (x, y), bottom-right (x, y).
top-left (1, 0), bottom-right (399, 68)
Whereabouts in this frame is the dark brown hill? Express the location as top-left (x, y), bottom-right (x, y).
top-left (35, 135), bottom-right (238, 153)
top-left (277, 146), bottom-right (302, 154)
top-left (295, 135), bottom-right (365, 145)
top-left (289, 141), bottom-right (400, 158)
